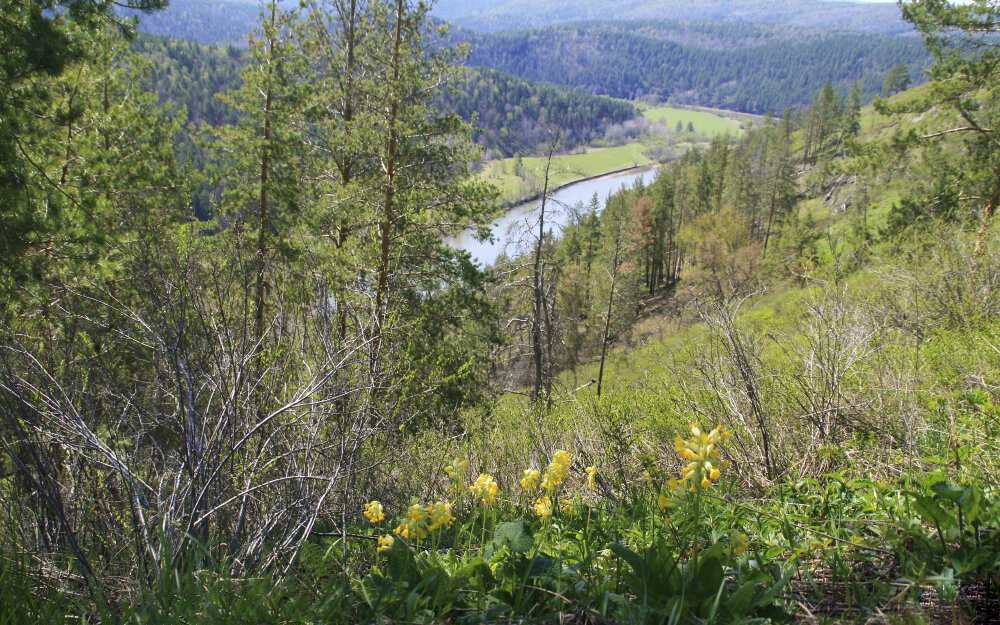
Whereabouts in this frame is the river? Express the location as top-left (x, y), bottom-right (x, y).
top-left (449, 164), bottom-right (660, 267)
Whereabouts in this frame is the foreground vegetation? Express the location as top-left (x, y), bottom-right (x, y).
top-left (2, 0), bottom-right (1000, 623)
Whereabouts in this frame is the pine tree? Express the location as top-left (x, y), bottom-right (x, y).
top-left (888, 0), bottom-right (1000, 248)
top-left (212, 0), bottom-right (310, 346)
top-left (840, 80), bottom-right (863, 144)
top-left (881, 62), bottom-right (911, 96)
top-left (1, 0), bottom-right (171, 306)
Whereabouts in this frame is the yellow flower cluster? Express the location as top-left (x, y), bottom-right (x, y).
top-left (377, 534), bottom-right (394, 553)
top-left (675, 424), bottom-right (728, 491)
top-left (540, 450), bottom-right (571, 493)
top-left (470, 474), bottom-right (499, 506)
top-left (533, 496), bottom-right (553, 520)
top-left (393, 501), bottom-right (455, 539)
top-left (520, 468), bottom-right (541, 491)
top-left (444, 458), bottom-right (469, 494)
top-left (658, 424), bottom-right (729, 515)
top-left (585, 466), bottom-right (597, 489)
top-left (363, 500), bottom-right (385, 523)
top-left (427, 501), bottom-right (456, 531)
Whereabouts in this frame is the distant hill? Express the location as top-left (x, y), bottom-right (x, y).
top-left (125, 2), bottom-right (929, 115)
top-left (431, 0), bottom-right (910, 34)
top-left (122, 0), bottom-right (259, 44)
top-left (130, 34), bottom-right (638, 157)
top-left (461, 23), bottom-right (931, 112)
top-left (125, 0), bottom-right (910, 45)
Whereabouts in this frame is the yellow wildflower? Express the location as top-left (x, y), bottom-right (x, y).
top-left (658, 478), bottom-right (685, 512)
top-left (675, 424), bottom-right (728, 492)
top-left (394, 503), bottom-right (430, 539)
top-left (393, 500), bottom-right (454, 539)
top-left (520, 468), bottom-right (541, 491)
top-left (470, 473), bottom-right (499, 506)
top-left (363, 500), bottom-right (385, 524)
top-left (541, 449), bottom-right (571, 493)
top-left (427, 501), bottom-right (455, 531)
top-left (657, 493), bottom-right (671, 511)
top-left (533, 496), bottom-right (553, 520)
top-left (585, 466), bottom-right (597, 489)
top-left (377, 534), bottom-right (394, 553)
top-left (444, 458), bottom-right (469, 494)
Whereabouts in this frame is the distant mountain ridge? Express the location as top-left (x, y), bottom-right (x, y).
top-left (127, 0), bottom-right (909, 44)
top-left (432, 0), bottom-right (910, 34)
top-left (125, 1), bottom-right (928, 115)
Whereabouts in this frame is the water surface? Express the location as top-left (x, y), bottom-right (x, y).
top-left (450, 164), bottom-right (659, 266)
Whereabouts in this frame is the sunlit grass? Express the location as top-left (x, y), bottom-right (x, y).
top-left (481, 143), bottom-right (652, 204)
top-left (639, 104), bottom-right (756, 136)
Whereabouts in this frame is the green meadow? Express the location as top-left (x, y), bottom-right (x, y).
top-left (482, 143), bottom-right (653, 204)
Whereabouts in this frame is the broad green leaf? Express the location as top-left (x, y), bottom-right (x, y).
top-left (493, 519), bottom-right (533, 554)
top-left (913, 496), bottom-right (956, 530)
top-left (930, 480), bottom-right (966, 503)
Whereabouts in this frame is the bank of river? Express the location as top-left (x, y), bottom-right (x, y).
top-left (450, 163), bottom-right (660, 266)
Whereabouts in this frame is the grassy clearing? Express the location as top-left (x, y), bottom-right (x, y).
top-left (481, 143), bottom-right (652, 204)
top-left (479, 105), bottom-right (758, 206)
top-left (639, 104), bottom-right (755, 136)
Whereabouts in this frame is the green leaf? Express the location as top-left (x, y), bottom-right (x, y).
top-left (930, 481), bottom-right (966, 503)
top-left (696, 556), bottom-right (723, 597)
top-left (492, 519), bottom-right (533, 554)
top-left (962, 486), bottom-right (984, 526)
top-left (386, 539), bottom-right (419, 583)
top-left (914, 496), bottom-right (956, 530)
top-left (513, 555), bottom-right (558, 580)
top-left (610, 543), bottom-right (645, 576)
top-left (726, 580), bottom-right (755, 617)
top-left (455, 559), bottom-right (495, 590)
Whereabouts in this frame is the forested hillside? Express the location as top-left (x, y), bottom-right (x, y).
top-left (120, 0), bottom-right (260, 44)
top-left (124, 1), bottom-right (931, 116)
top-left (131, 34), bottom-right (637, 158)
top-left (4, 0), bottom-right (1000, 624)
top-left (125, 0), bottom-right (911, 43)
top-left (439, 68), bottom-right (637, 156)
top-left (131, 35), bottom-right (244, 127)
top-left (417, 0), bottom-right (914, 34)
top-left (465, 24), bottom-right (931, 112)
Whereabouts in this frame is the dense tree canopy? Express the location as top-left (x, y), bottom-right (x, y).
top-left (463, 24), bottom-right (931, 112)
top-left (438, 67), bottom-right (637, 156)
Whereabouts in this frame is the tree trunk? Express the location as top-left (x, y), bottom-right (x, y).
top-left (532, 137), bottom-right (558, 402)
top-left (375, 0), bottom-right (405, 333)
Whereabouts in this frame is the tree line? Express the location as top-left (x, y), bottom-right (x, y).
top-left (465, 24), bottom-right (931, 112)
top-left (132, 33), bottom-right (639, 163)
top-left (0, 0), bottom-right (501, 598)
